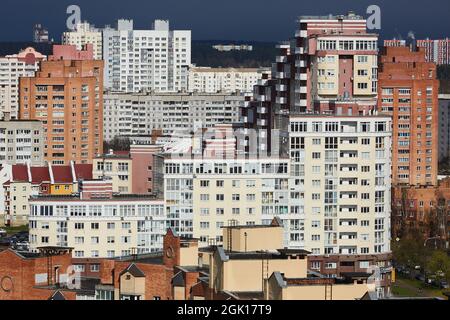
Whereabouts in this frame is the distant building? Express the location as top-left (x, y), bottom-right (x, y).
top-left (103, 92), bottom-right (243, 140)
top-left (212, 44), bottom-right (253, 52)
top-left (62, 22), bottom-right (103, 60)
top-left (0, 47), bottom-right (46, 119)
top-left (33, 24), bottom-right (50, 43)
top-left (103, 19), bottom-right (191, 93)
top-left (188, 67), bottom-right (270, 94)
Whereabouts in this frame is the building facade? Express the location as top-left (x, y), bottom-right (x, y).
top-left (0, 119), bottom-right (44, 166)
top-left (439, 94), bottom-right (450, 162)
top-left (103, 19), bottom-right (191, 93)
top-left (62, 22), bottom-right (103, 60)
top-left (0, 47), bottom-right (46, 119)
top-left (187, 67), bottom-right (269, 94)
top-left (103, 92), bottom-right (243, 140)
top-left (378, 46), bottom-right (439, 187)
top-left (28, 182), bottom-right (165, 258)
top-left (417, 39), bottom-right (450, 65)
top-left (19, 44), bottom-right (104, 165)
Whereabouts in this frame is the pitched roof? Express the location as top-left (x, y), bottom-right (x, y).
top-left (119, 263), bottom-right (146, 278)
top-left (11, 165), bottom-right (29, 182)
top-left (51, 166), bottom-right (73, 183)
top-left (30, 167), bottom-right (50, 183)
top-left (74, 164), bottom-right (93, 180)
top-left (172, 271), bottom-right (185, 287)
top-left (48, 290), bottom-right (66, 300)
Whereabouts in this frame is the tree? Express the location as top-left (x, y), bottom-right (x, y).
top-left (426, 250), bottom-right (450, 283)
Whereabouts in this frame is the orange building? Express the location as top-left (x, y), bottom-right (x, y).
top-left (378, 46), bottom-right (439, 187)
top-left (19, 44), bottom-right (103, 165)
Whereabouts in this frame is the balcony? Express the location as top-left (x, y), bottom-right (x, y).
top-left (295, 86), bottom-right (307, 94)
top-left (294, 98), bottom-right (307, 107)
top-left (295, 47), bottom-right (304, 54)
top-left (276, 97), bottom-right (287, 104)
top-left (276, 56), bottom-right (288, 63)
top-left (295, 73), bottom-right (307, 81)
top-left (274, 71), bottom-right (291, 79)
top-left (295, 30), bottom-right (308, 38)
top-left (276, 84), bottom-right (288, 92)
top-left (295, 59), bottom-right (306, 68)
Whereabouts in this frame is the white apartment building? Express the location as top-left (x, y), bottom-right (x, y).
top-left (29, 194), bottom-right (166, 258)
top-left (103, 19), bottom-right (191, 93)
top-left (289, 115), bottom-right (392, 256)
top-left (62, 22), bottom-right (103, 60)
top-left (0, 48), bottom-right (45, 119)
top-left (103, 92), bottom-right (243, 140)
top-left (164, 157), bottom-right (291, 246)
top-left (0, 119), bottom-right (44, 166)
top-left (188, 67), bottom-right (270, 94)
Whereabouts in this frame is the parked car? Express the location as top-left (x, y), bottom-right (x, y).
top-left (0, 229), bottom-right (6, 238)
top-left (415, 274), bottom-right (426, 282)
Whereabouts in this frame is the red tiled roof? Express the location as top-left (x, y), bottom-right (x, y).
top-left (30, 167), bottom-right (51, 184)
top-left (51, 166), bottom-right (73, 183)
top-left (74, 164), bottom-right (93, 180)
top-left (11, 165), bottom-right (29, 182)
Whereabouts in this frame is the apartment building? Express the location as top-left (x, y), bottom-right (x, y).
top-left (289, 116), bottom-right (392, 281)
top-left (212, 44), bottom-right (253, 52)
top-left (28, 180), bottom-right (165, 258)
top-left (378, 45), bottom-right (439, 186)
top-left (187, 67), bottom-right (269, 94)
top-left (0, 118), bottom-right (44, 166)
top-left (2, 162), bottom-right (92, 226)
top-left (241, 12), bottom-right (379, 155)
top-left (439, 94), bottom-right (450, 162)
top-left (62, 22), bottom-right (103, 60)
top-left (0, 47), bottom-right (46, 119)
top-left (103, 92), bottom-right (243, 140)
top-left (19, 44), bottom-right (104, 165)
top-left (103, 19), bottom-right (191, 93)
top-left (416, 39), bottom-right (450, 65)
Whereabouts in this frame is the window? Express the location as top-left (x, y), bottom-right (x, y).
top-left (91, 223), bottom-right (99, 230)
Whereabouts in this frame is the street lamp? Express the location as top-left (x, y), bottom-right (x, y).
top-left (424, 236), bottom-right (440, 249)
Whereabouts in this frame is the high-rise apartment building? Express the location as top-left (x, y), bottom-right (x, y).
top-left (33, 24), bottom-right (50, 43)
top-left (242, 12), bottom-right (379, 155)
top-left (439, 94), bottom-right (450, 162)
top-left (103, 19), bottom-right (191, 93)
top-left (0, 47), bottom-right (46, 119)
top-left (378, 46), bottom-right (439, 186)
top-left (62, 22), bottom-right (103, 60)
top-left (385, 38), bottom-right (450, 65)
top-left (19, 44), bottom-right (104, 165)
top-left (103, 92), bottom-right (243, 140)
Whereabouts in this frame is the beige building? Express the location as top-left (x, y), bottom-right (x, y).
top-left (62, 22), bottom-right (103, 60)
top-left (206, 218), bottom-right (374, 300)
top-left (93, 151), bottom-right (133, 194)
top-left (28, 181), bottom-right (165, 257)
top-left (188, 67), bottom-right (270, 94)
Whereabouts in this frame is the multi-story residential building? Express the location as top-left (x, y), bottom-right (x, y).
top-left (378, 45), bottom-right (439, 187)
top-left (187, 67), bottom-right (270, 94)
top-left (0, 47), bottom-right (46, 119)
top-left (0, 118), bottom-right (44, 166)
top-left (19, 44), bottom-right (104, 165)
top-left (103, 19), bottom-right (191, 93)
top-left (62, 22), bottom-right (103, 60)
top-left (103, 92), bottom-right (243, 140)
top-left (28, 180), bottom-right (165, 258)
top-left (439, 94), bottom-right (450, 162)
top-left (241, 12), bottom-right (379, 155)
top-left (385, 38), bottom-right (450, 65)
top-left (212, 44), bottom-right (253, 52)
top-left (289, 115), bottom-right (392, 278)
top-left (93, 151), bottom-right (133, 194)
top-left (2, 162), bottom-right (92, 226)
top-left (33, 24), bottom-right (50, 43)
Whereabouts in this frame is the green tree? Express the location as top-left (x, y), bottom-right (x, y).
top-left (426, 250), bottom-right (450, 282)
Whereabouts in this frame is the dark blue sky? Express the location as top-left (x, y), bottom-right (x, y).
top-left (1, 0), bottom-right (449, 42)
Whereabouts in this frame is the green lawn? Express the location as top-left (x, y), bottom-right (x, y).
top-left (392, 276), bottom-right (447, 298)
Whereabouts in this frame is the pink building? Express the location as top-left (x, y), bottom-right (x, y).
top-left (50, 44), bottom-right (94, 61)
top-left (130, 144), bottom-right (162, 195)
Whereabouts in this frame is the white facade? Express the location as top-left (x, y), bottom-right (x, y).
top-left (62, 22), bottom-right (103, 60)
top-left (103, 19), bottom-right (191, 93)
top-left (0, 53), bottom-right (42, 119)
top-left (29, 197), bottom-right (165, 258)
top-left (439, 94), bottom-right (450, 162)
top-left (188, 67), bottom-right (269, 94)
top-left (103, 92), bottom-right (243, 140)
top-left (289, 116), bottom-right (392, 255)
